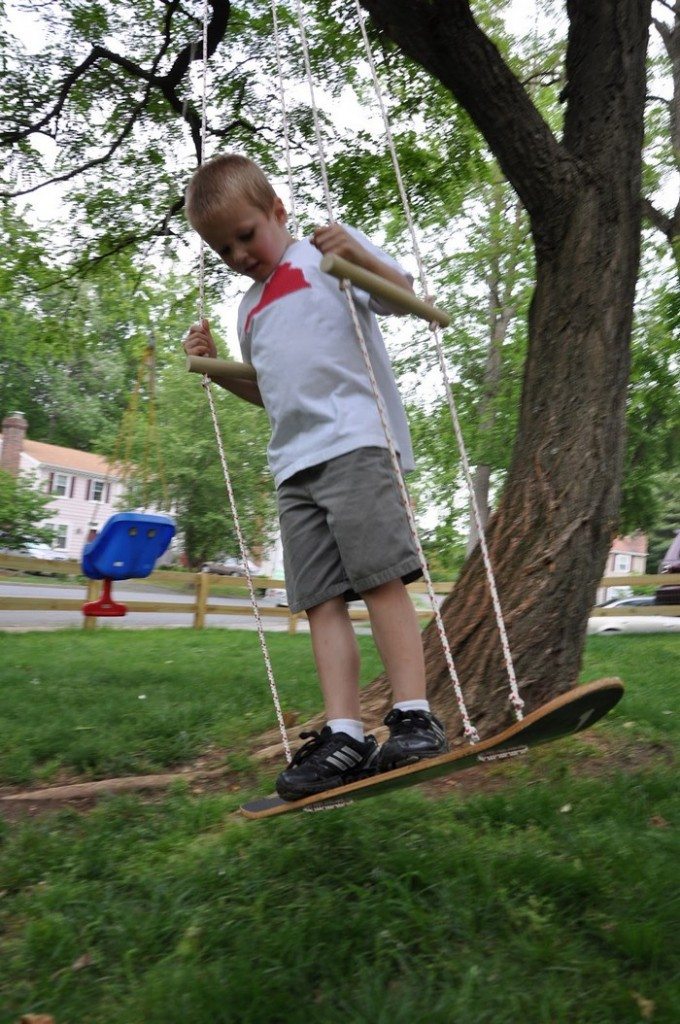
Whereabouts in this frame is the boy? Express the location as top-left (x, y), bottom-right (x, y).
top-left (184, 154), bottom-right (448, 800)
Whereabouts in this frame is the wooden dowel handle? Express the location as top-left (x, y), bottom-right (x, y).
top-left (186, 355), bottom-right (257, 384)
top-left (320, 253), bottom-right (450, 328)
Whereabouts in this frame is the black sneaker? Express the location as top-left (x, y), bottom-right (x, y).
top-left (378, 708), bottom-right (449, 772)
top-left (276, 727), bottom-right (380, 801)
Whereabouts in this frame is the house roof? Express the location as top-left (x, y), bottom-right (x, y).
top-left (22, 439), bottom-right (118, 478)
top-left (611, 533), bottom-right (648, 555)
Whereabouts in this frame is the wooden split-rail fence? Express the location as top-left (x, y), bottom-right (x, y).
top-left (0, 554), bottom-right (678, 633)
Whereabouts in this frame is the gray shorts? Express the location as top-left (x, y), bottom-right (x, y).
top-left (277, 447), bottom-right (422, 613)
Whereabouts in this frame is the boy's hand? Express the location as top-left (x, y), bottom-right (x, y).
top-left (311, 224), bottom-right (369, 266)
top-left (184, 318), bottom-right (217, 359)
top-left (311, 223), bottom-right (414, 299)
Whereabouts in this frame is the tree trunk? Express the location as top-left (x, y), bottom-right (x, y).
top-left (466, 179), bottom-right (521, 556)
top-left (352, 0), bottom-right (653, 742)
top-left (465, 464), bottom-right (491, 557)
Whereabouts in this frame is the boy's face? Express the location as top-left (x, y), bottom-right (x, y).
top-left (197, 196), bottom-right (292, 283)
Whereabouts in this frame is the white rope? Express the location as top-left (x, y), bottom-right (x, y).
top-left (195, 0), bottom-right (292, 762)
top-left (353, 1), bottom-right (524, 720)
top-left (270, 1), bottom-right (300, 236)
top-left (291, 0), bottom-right (334, 222)
top-left (288, 0), bottom-right (479, 741)
top-left (200, 378), bottom-right (292, 763)
top-left (342, 286), bottom-right (479, 743)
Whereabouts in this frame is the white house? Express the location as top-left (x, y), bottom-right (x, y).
top-left (0, 410), bottom-right (145, 560)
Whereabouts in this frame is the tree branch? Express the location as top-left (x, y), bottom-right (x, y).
top-left (1, 49), bottom-right (103, 145)
top-left (360, 0), bottom-right (579, 251)
top-left (36, 196), bottom-right (187, 291)
top-left (2, 1), bottom-right (232, 163)
top-left (2, 16), bottom-right (176, 200)
top-left (642, 196), bottom-right (673, 236)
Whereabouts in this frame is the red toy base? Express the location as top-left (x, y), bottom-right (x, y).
top-left (82, 578), bottom-right (127, 617)
top-left (82, 597), bottom-right (128, 617)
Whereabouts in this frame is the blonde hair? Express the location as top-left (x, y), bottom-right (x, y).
top-left (185, 154), bottom-right (277, 226)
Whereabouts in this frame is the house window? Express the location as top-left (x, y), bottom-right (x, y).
top-left (54, 525), bottom-right (68, 550)
top-left (92, 479), bottom-right (105, 501)
top-left (615, 554), bottom-right (631, 573)
top-left (52, 473), bottom-right (69, 496)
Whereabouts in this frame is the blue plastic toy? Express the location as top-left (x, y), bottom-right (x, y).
top-left (81, 512), bottom-right (176, 616)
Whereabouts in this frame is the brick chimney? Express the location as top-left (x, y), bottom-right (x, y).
top-left (0, 411), bottom-right (28, 477)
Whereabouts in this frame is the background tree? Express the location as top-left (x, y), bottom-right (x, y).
top-left (621, 272), bottom-right (680, 533)
top-left (0, 470), bottom-right (56, 551)
top-left (140, 358), bottom-right (276, 567)
top-left (643, 1), bottom-right (680, 277)
top-left (646, 467), bottom-right (680, 567)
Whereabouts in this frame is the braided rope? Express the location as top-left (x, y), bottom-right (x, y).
top-left (291, 0), bottom-right (334, 221)
top-left (288, 0), bottom-right (479, 741)
top-left (353, 1), bottom-right (524, 720)
top-left (200, 377), bottom-right (292, 763)
top-left (195, 0), bottom-right (292, 762)
top-left (342, 286), bottom-right (479, 742)
top-left (270, 1), bottom-right (300, 237)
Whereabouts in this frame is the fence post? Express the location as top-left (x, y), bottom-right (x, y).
top-left (82, 580), bottom-right (99, 630)
top-left (194, 571), bottom-right (210, 630)
top-left (288, 612), bottom-right (300, 635)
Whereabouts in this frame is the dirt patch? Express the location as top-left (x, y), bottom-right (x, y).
top-left (0, 748), bottom-right (250, 822)
top-left (1, 731), bottom-right (674, 822)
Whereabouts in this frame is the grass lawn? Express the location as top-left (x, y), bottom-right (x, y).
top-left (0, 631), bottom-right (678, 1023)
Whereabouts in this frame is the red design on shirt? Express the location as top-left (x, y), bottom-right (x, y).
top-left (244, 262), bottom-right (311, 334)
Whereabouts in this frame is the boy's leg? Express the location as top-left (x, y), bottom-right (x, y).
top-left (362, 578), bottom-right (449, 770)
top-left (361, 577), bottom-right (426, 703)
top-left (275, 595), bottom-right (379, 801)
top-left (306, 595), bottom-right (362, 720)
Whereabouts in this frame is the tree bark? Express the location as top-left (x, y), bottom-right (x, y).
top-left (351, 0), bottom-right (653, 742)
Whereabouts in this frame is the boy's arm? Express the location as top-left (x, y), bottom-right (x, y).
top-left (312, 224), bottom-right (414, 296)
top-left (219, 378), bottom-right (264, 407)
top-left (184, 319), bottom-right (264, 408)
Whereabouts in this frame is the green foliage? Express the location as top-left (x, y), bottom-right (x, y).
top-left (0, 203), bottom-right (198, 452)
top-left (0, 468), bottom-right (55, 549)
top-left (620, 277), bottom-right (680, 533)
top-left (645, 469), bottom-right (680, 570)
top-left (403, 173), bottom-right (534, 551)
top-left (142, 360), bottom-right (277, 566)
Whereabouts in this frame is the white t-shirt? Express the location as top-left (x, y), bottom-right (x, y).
top-left (237, 226), bottom-right (415, 487)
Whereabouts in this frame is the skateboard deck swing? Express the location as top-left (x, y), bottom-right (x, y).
top-left (240, 678), bottom-right (624, 819)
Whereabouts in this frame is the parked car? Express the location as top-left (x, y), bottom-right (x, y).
top-left (267, 587), bottom-right (289, 607)
top-left (600, 596), bottom-right (656, 609)
top-left (201, 554), bottom-right (263, 577)
top-left (1, 544), bottom-right (70, 577)
top-left (587, 615), bottom-right (680, 635)
top-left (656, 531), bottom-right (680, 606)
top-left (22, 544), bottom-right (70, 561)
top-left (201, 555), bottom-right (267, 597)
top-left (599, 585), bottom-right (633, 603)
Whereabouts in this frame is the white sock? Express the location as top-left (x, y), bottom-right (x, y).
top-left (327, 718), bottom-right (365, 742)
top-left (393, 699), bottom-right (430, 714)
